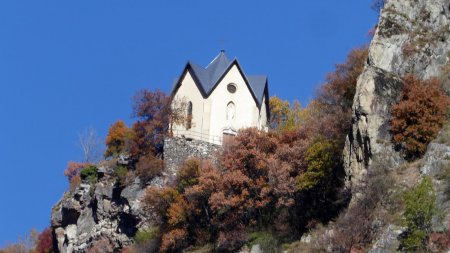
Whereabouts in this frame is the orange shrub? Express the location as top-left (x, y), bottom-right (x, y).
top-left (160, 228), bottom-right (188, 252)
top-left (176, 158), bottom-right (201, 192)
top-left (143, 187), bottom-right (180, 217)
top-left (135, 154), bottom-right (164, 184)
top-left (391, 75), bottom-right (450, 159)
top-left (104, 120), bottom-right (131, 158)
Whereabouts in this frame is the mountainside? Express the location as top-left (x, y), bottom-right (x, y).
top-left (344, 0), bottom-right (450, 188)
top-left (50, 0), bottom-right (450, 252)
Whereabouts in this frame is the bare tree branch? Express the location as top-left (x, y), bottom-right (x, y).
top-left (79, 126), bottom-right (103, 163)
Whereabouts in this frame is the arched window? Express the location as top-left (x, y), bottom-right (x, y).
top-left (186, 101), bottom-right (193, 129)
top-left (226, 101), bottom-right (235, 122)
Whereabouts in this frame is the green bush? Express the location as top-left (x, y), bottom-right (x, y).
top-left (80, 165), bottom-right (98, 185)
top-left (133, 227), bottom-right (160, 253)
top-left (247, 231), bottom-right (278, 253)
top-left (401, 176), bottom-right (436, 252)
top-left (135, 227), bottom-right (159, 244)
top-left (115, 166), bottom-right (128, 185)
top-left (297, 139), bottom-right (333, 191)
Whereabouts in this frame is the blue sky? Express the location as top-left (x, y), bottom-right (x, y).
top-left (0, 0), bottom-right (378, 246)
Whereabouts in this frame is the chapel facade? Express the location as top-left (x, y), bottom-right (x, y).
top-left (170, 51), bottom-right (269, 145)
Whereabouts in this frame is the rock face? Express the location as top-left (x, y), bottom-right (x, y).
top-left (51, 167), bottom-right (148, 253)
top-left (368, 225), bottom-right (405, 253)
top-left (344, 0), bottom-right (450, 189)
top-left (420, 140), bottom-right (450, 233)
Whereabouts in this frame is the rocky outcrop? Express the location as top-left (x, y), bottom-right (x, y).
top-left (368, 225), bottom-right (405, 253)
top-left (344, 0), bottom-right (450, 189)
top-left (51, 165), bottom-right (149, 253)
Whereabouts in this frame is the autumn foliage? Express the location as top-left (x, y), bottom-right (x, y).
top-left (135, 154), bottom-right (165, 184)
top-left (391, 75), bottom-right (450, 159)
top-left (34, 228), bottom-right (53, 253)
top-left (63, 161), bottom-right (89, 189)
top-left (104, 120), bottom-right (131, 158)
top-left (130, 89), bottom-right (187, 157)
top-left (142, 130), bottom-right (337, 251)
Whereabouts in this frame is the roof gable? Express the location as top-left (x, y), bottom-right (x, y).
top-left (171, 51), bottom-right (268, 107)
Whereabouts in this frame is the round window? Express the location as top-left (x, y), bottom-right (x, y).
top-left (227, 83), bottom-right (237, 93)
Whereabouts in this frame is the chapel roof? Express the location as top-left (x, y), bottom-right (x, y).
top-left (171, 51), bottom-right (268, 106)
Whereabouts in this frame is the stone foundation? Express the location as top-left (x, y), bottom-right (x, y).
top-left (163, 137), bottom-right (221, 177)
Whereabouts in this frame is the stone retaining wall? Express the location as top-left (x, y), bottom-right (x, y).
top-left (163, 137), bottom-right (221, 178)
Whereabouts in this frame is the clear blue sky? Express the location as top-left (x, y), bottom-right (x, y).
top-left (0, 0), bottom-right (378, 246)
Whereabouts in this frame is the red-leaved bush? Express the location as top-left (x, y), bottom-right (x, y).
top-left (63, 161), bottom-right (89, 189)
top-left (391, 75), bottom-right (450, 159)
top-left (35, 228), bottom-right (53, 253)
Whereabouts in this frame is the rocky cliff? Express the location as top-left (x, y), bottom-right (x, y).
top-left (344, 0), bottom-right (450, 189)
top-left (51, 160), bottom-right (148, 253)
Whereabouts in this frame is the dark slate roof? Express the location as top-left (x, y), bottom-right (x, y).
top-left (171, 51), bottom-right (268, 106)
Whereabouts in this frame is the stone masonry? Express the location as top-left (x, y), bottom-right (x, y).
top-left (163, 137), bottom-right (221, 178)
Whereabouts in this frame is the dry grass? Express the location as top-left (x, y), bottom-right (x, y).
top-left (394, 160), bottom-right (421, 189)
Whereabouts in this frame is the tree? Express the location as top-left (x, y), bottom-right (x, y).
top-left (130, 89), bottom-right (187, 157)
top-left (160, 228), bottom-right (188, 252)
top-left (401, 177), bottom-right (436, 252)
top-left (391, 76), bottom-right (450, 159)
top-left (78, 127), bottom-right (102, 163)
top-left (104, 120), bottom-right (131, 158)
top-left (269, 96), bottom-right (290, 130)
top-left (307, 47), bottom-right (368, 144)
top-left (269, 96), bottom-right (303, 132)
top-left (297, 138), bottom-right (334, 191)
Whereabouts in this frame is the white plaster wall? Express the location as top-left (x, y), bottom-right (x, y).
top-left (172, 71), bottom-right (211, 141)
top-left (208, 64), bottom-right (261, 141)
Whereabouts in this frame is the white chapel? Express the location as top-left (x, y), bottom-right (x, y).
top-left (170, 51), bottom-right (269, 145)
